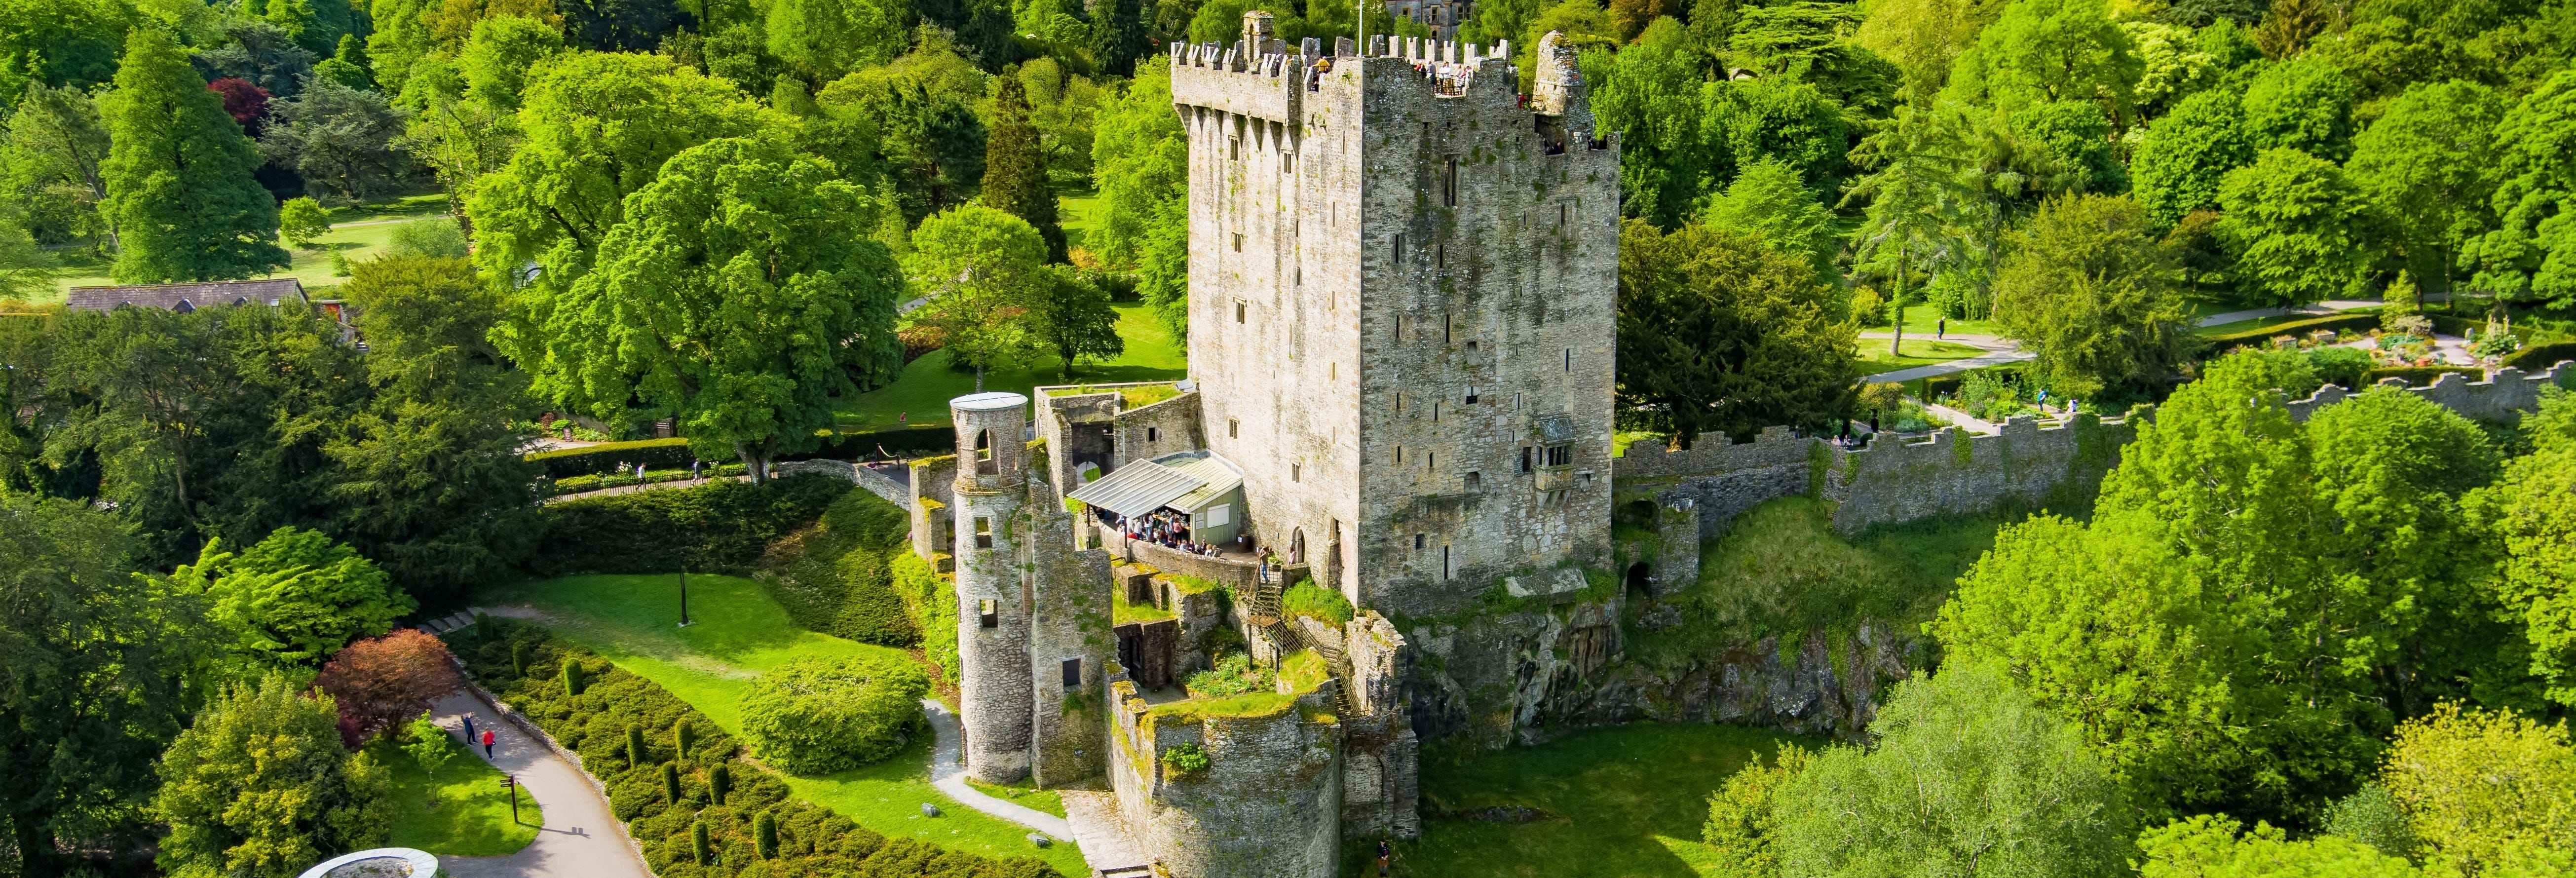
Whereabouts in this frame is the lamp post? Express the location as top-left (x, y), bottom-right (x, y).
top-left (502, 774), bottom-right (519, 824)
top-left (678, 569), bottom-right (693, 628)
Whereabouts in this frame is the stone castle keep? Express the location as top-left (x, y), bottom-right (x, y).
top-left (892, 20), bottom-right (1621, 877)
top-left (841, 16), bottom-right (2576, 877)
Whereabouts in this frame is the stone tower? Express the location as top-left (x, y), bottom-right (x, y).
top-left (1171, 24), bottom-right (1621, 618)
top-left (950, 391), bottom-right (1034, 783)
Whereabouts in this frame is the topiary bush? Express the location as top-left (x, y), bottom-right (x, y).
top-left (441, 618), bottom-right (1050, 878)
top-left (739, 656), bottom-right (931, 775)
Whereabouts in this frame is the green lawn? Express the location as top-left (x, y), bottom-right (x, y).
top-left (374, 733), bottom-right (543, 857)
top-left (841, 303), bottom-right (1187, 432)
top-left (485, 573), bottom-right (1090, 876)
top-left (1882, 307), bottom-right (1999, 338)
top-left (38, 194), bottom-right (450, 303)
top-left (1349, 723), bottom-right (1800, 878)
top-left (1858, 338), bottom-right (1988, 375)
top-left (965, 778), bottom-right (1069, 818)
top-left (1059, 191), bottom-right (1100, 255)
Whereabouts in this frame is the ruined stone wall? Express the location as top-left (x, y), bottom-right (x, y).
top-left (1034, 387), bottom-right (1122, 491)
top-left (2283, 364), bottom-right (2569, 423)
top-left (1824, 413), bottom-right (2133, 533)
top-left (1339, 613), bottom-right (1420, 839)
top-left (1613, 427), bottom-right (1816, 540)
top-left (909, 455), bottom-right (956, 564)
top-left (1110, 687), bottom-right (1345, 878)
top-left (1112, 391), bottom-right (1206, 470)
top-left (1022, 465), bottom-right (1114, 787)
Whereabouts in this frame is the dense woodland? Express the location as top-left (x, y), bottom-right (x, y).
top-left (1, 0), bottom-right (2576, 875)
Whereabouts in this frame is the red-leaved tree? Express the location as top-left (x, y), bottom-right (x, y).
top-left (205, 77), bottom-right (269, 135)
top-left (314, 629), bottom-right (463, 747)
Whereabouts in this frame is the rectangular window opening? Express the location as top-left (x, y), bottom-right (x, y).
top-left (1228, 418), bottom-right (1240, 438)
top-left (1292, 462), bottom-right (1302, 482)
top-left (1565, 348), bottom-right (1573, 373)
top-left (974, 517), bottom-right (994, 549)
top-left (1147, 426), bottom-right (1160, 442)
top-left (1414, 534), bottom-right (1425, 550)
top-left (1436, 244), bottom-right (1445, 269)
top-left (1441, 155), bottom-right (1459, 206)
top-left (1545, 444), bottom-right (1571, 467)
top-left (978, 599), bottom-right (999, 628)
top-left (1465, 471), bottom-right (1481, 490)
top-left (1232, 232), bottom-right (1244, 252)
top-left (1061, 658), bottom-right (1083, 687)
top-left (1465, 385), bottom-right (1478, 404)
top-left (1442, 545), bottom-right (1451, 579)
top-left (1394, 233), bottom-right (1405, 263)
top-left (1519, 446), bottom-right (1532, 473)
top-left (1236, 301), bottom-right (1248, 323)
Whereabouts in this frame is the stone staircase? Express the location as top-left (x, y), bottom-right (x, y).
top-left (416, 610), bottom-right (481, 635)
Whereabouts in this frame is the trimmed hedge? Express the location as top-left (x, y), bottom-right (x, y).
top-left (2366, 366), bottom-right (2489, 387)
top-left (2201, 313), bottom-right (2382, 348)
top-left (443, 620), bottom-right (1050, 878)
top-left (754, 490), bottom-right (920, 647)
top-left (2505, 342), bottom-right (2576, 373)
top-left (530, 438), bottom-right (700, 479)
top-left (531, 475), bottom-right (852, 576)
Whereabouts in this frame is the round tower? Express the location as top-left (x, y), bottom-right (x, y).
top-left (950, 391), bottom-right (1033, 783)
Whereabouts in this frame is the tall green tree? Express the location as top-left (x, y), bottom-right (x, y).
top-left (154, 674), bottom-right (391, 878)
top-left (1703, 157), bottom-right (1841, 282)
top-left (2239, 56), bottom-right (2357, 160)
top-left (258, 79), bottom-right (411, 205)
top-left (1, 82), bottom-right (115, 251)
top-left (1587, 35), bottom-right (1716, 229)
top-left (908, 204), bottom-right (1050, 389)
top-left (1992, 193), bottom-right (2191, 399)
top-left (2217, 147), bottom-right (2373, 308)
top-left (1089, 63), bottom-right (1184, 268)
top-left (1854, 0), bottom-right (2006, 102)
top-left (1090, 0), bottom-right (1152, 76)
top-left (983, 75), bottom-right (1066, 261)
top-left (1845, 105), bottom-right (1971, 354)
top-left (2131, 87), bottom-right (2251, 227)
top-left (328, 256), bottom-right (542, 605)
top-left (0, 494), bottom-right (206, 877)
top-left (2139, 816), bottom-right (2423, 878)
top-left (1616, 220), bottom-right (1857, 444)
top-left (172, 527), bottom-right (417, 678)
top-left (100, 30), bottom-right (289, 283)
top-left (2465, 70), bottom-right (2576, 309)
top-left (1772, 663), bottom-right (2136, 878)
top-left (546, 136), bottom-right (905, 477)
top-left (767, 0), bottom-right (914, 79)
top-left (1039, 266), bottom-right (1122, 379)
top-left (2346, 80), bottom-right (2506, 299)
top-left (2468, 387), bottom-right (2576, 705)
top-left (1940, 0), bottom-right (2141, 124)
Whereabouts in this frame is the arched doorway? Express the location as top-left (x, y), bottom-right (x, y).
top-left (1288, 528), bottom-right (1306, 564)
top-left (1626, 561), bottom-right (1651, 597)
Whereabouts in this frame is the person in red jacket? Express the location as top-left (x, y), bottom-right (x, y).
top-left (482, 729), bottom-right (496, 759)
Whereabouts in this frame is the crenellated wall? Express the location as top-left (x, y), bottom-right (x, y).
top-left (1108, 672), bottom-right (1345, 878)
top-left (1610, 362), bottom-right (2574, 539)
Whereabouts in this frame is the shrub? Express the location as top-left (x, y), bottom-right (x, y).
top-left (739, 656), bottom-right (931, 775)
top-left (1280, 580), bottom-right (1353, 624)
top-left (1185, 653), bottom-right (1272, 698)
top-left (386, 216), bottom-right (470, 259)
top-left (1161, 741), bottom-right (1209, 775)
top-left (531, 475), bottom-right (850, 577)
top-left (2202, 313), bottom-right (2382, 347)
top-left (314, 630), bottom-right (464, 747)
top-left (442, 618), bottom-right (1050, 878)
top-left (527, 438), bottom-right (700, 479)
top-left (891, 551), bottom-right (961, 687)
top-left (2308, 345), bottom-right (2373, 388)
top-left (2506, 341), bottom-right (2576, 372)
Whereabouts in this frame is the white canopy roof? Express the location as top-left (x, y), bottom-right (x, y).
top-left (1067, 450), bottom-right (1243, 517)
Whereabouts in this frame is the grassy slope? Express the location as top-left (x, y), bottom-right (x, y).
top-left (38, 195), bottom-right (450, 303)
top-left (375, 733), bottom-right (543, 857)
top-left (1857, 338), bottom-right (1989, 376)
top-left (1349, 724), bottom-right (1800, 878)
top-left (837, 303), bottom-right (1187, 432)
top-left (490, 573), bottom-right (1090, 876)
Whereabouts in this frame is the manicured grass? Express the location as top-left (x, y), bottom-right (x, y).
top-left (39, 195), bottom-right (450, 302)
top-left (1857, 338), bottom-right (1988, 375)
top-left (486, 573), bottom-right (1090, 876)
top-left (965, 778), bottom-right (1068, 818)
top-left (839, 303), bottom-right (1186, 432)
top-left (1880, 307), bottom-right (1999, 338)
top-left (1059, 191), bottom-right (1100, 253)
top-left (375, 733), bottom-right (542, 857)
top-left (1346, 723), bottom-right (1800, 878)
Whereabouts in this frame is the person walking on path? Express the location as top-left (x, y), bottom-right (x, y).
top-left (1376, 839), bottom-right (1393, 876)
top-left (1937, 317), bottom-right (1946, 340)
top-left (461, 714), bottom-right (475, 744)
top-left (482, 729), bottom-right (497, 759)
top-left (431, 691), bottom-right (652, 878)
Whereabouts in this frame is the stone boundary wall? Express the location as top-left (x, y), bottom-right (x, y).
top-left (773, 458), bottom-right (911, 507)
top-left (1613, 361), bottom-right (2571, 537)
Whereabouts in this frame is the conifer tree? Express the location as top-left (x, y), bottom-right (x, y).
top-left (100, 31), bottom-right (289, 283)
top-left (982, 74), bottom-right (1065, 262)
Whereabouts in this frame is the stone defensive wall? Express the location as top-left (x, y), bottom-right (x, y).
top-left (1615, 362), bottom-right (2572, 537)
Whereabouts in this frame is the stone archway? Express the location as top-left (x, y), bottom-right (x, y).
top-left (1626, 561), bottom-right (1651, 596)
top-left (1288, 528), bottom-right (1306, 564)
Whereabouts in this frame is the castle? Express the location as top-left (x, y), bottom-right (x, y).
top-left (897, 19), bottom-right (1621, 877)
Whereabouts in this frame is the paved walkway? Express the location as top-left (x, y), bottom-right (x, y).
top-left (1857, 331), bottom-right (2036, 383)
top-left (920, 699), bottom-right (1074, 840)
top-left (431, 692), bottom-right (652, 878)
top-left (2196, 300), bottom-right (2386, 328)
top-left (1061, 790), bottom-right (1150, 873)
